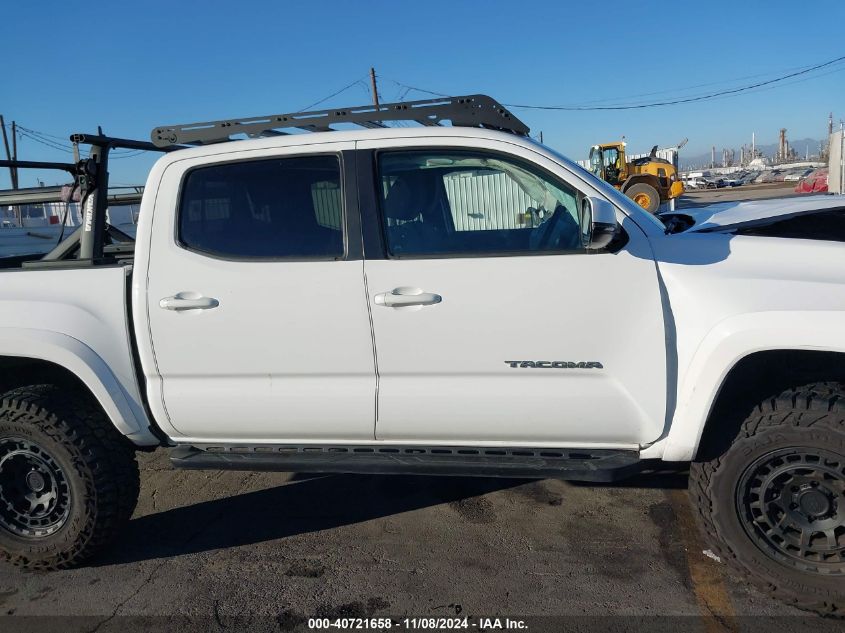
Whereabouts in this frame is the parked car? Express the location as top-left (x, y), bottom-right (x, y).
top-left (794, 168), bottom-right (829, 193)
top-left (785, 169), bottom-right (814, 182)
top-left (682, 176), bottom-right (707, 189)
top-left (1, 95), bottom-right (844, 617)
top-left (739, 171), bottom-right (759, 185)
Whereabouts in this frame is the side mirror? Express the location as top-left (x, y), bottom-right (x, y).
top-left (580, 197), bottom-right (618, 250)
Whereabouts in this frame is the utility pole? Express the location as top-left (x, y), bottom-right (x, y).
top-left (369, 67), bottom-right (380, 109)
top-left (11, 121), bottom-right (18, 189)
top-left (840, 120), bottom-right (844, 197)
top-left (0, 114), bottom-right (14, 188)
top-left (0, 115), bottom-right (20, 225)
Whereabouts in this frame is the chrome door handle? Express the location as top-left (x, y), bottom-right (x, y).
top-left (159, 295), bottom-right (219, 311)
top-left (374, 287), bottom-right (442, 308)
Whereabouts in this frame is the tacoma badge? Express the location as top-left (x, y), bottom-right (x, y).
top-left (504, 361), bottom-right (604, 369)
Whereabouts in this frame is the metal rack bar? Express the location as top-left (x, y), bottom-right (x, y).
top-left (151, 94), bottom-right (529, 147)
top-left (0, 159), bottom-right (76, 173)
top-left (1, 133), bottom-right (179, 264)
top-left (0, 185), bottom-right (143, 206)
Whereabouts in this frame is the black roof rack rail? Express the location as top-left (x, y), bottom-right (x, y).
top-left (151, 94), bottom-right (529, 147)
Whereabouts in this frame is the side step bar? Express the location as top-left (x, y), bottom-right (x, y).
top-left (170, 444), bottom-right (642, 482)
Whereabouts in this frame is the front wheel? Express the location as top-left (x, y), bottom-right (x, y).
top-left (0, 385), bottom-right (140, 569)
top-left (624, 183), bottom-right (660, 213)
top-left (689, 382), bottom-right (845, 616)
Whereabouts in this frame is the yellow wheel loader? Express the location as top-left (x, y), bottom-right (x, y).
top-left (589, 142), bottom-right (684, 213)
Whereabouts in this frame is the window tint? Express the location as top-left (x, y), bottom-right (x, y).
top-left (377, 151), bottom-right (583, 257)
top-left (179, 155), bottom-right (344, 259)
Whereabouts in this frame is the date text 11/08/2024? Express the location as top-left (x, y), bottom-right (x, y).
top-left (307, 617), bottom-right (529, 630)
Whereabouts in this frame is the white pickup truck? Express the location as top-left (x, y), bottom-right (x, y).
top-left (0, 96), bottom-right (843, 616)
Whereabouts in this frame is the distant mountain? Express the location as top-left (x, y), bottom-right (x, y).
top-left (681, 137), bottom-right (824, 170)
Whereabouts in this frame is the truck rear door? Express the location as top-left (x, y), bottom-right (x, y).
top-left (142, 142), bottom-right (376, 442)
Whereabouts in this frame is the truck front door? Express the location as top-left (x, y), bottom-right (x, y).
top-left (359, 141), bottom-right (668, 447)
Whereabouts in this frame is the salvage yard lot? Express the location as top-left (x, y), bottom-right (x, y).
top-left (676, 181), bottom-right (801, 208)
top-left (0, 450), bottom-right (838, 632)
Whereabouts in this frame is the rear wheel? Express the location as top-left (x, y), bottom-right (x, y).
top-left (689, 382), bottom-right (845, 616)
top-left (624, 183), bottom-right (660, 213)
top-left (0, 385), bottom-right (139, 569)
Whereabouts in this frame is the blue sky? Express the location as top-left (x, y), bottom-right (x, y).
top-left (2, 0), bottom-right (844, 188)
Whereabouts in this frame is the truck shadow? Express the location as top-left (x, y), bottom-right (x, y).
top-left (95, 468), bottom-right (688, 567)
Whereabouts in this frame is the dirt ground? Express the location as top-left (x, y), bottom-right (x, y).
top-left (676, 181), bottom-right (801, 208)
top-left (0, 450), bottom-right (838, 633)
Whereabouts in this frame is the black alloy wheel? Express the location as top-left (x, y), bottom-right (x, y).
top-left (0, 437), bottom-right (72, 538)
top-left (737, 448), bottom-right (845, 575)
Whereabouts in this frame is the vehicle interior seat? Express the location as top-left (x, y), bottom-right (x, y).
top-left (382, 171), bottom-right (449, 254)
top-left (248, 176), bottom-right (343, 258)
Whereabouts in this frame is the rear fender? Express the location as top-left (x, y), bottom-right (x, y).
top-left (0, 328), bottom-right (156, 445)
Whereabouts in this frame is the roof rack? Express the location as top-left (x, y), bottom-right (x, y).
top-left (151, 94), bottom-right (529, 147)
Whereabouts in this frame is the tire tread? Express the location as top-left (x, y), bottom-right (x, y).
top-left (689, 381), bottom-right (845, 617)
top-left (0, 384), bottom-right (139, 569)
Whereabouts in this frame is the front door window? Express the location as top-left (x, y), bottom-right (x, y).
top-left (377, 151), bottom-right (584, 257)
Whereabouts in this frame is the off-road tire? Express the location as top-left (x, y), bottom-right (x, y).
top-left (624, 182), bottom-right (660, 213)
top-left (0, 385), bottom-right (139, 569)
top-left (689, 382), bottom-right (845, 617)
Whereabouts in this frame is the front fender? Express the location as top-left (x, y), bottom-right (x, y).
top-left (663, 311), bottom-right (845, 461)
top-left (0, 328), bottom-right (155, 444)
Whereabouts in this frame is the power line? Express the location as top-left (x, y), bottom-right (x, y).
top-left (555, 63), bottom-right (845, 110)
top-left (387, 54), bottom-right (845, 111)
top-left (15, 128), bottom-right (75, 153)
top-left (14, 124), bottom-right (151, 160)
top-left (16, 125), bottom-right (74, 148)
top-left (661, 64), bottom-right (845, 107)
top-left (540, 59), bottom-right (843, 107)
top-left (384, 79), bottom-right (448, 98)
top-left (110, 150), bottom-right (147, 159)
top-left (505, 54), bottom-right (845, 110)
top-left (299, 75), bottom-right (369, 111)
top-left (12, 124), bottom-right (68, 142)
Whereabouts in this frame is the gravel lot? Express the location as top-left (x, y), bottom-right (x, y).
top-left (1, 449), bottom-right (839, 633)
top-left (676, 181), bottom-right (801, 208)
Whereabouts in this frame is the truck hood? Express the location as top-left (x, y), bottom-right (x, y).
top-left (665, 194), bottom-right (845, 232)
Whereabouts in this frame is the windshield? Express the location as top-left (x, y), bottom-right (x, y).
top-left (540, 144), bottom-right (667, 231)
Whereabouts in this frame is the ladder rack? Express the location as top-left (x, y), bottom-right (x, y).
top-left (151, 94), bottom-right (529, 147)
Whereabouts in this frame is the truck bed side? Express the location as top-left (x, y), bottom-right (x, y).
top-left (0, 265), bottom-right (159, 445)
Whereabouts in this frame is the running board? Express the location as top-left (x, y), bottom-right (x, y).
top-left (170, 444), bottom-right (642, 482)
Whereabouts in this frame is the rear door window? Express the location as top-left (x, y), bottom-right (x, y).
top-left (179, 155), bottom-right (344, 259)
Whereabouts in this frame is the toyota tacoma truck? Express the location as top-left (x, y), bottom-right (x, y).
top-left (0, 96), bottom-right (843, 616)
